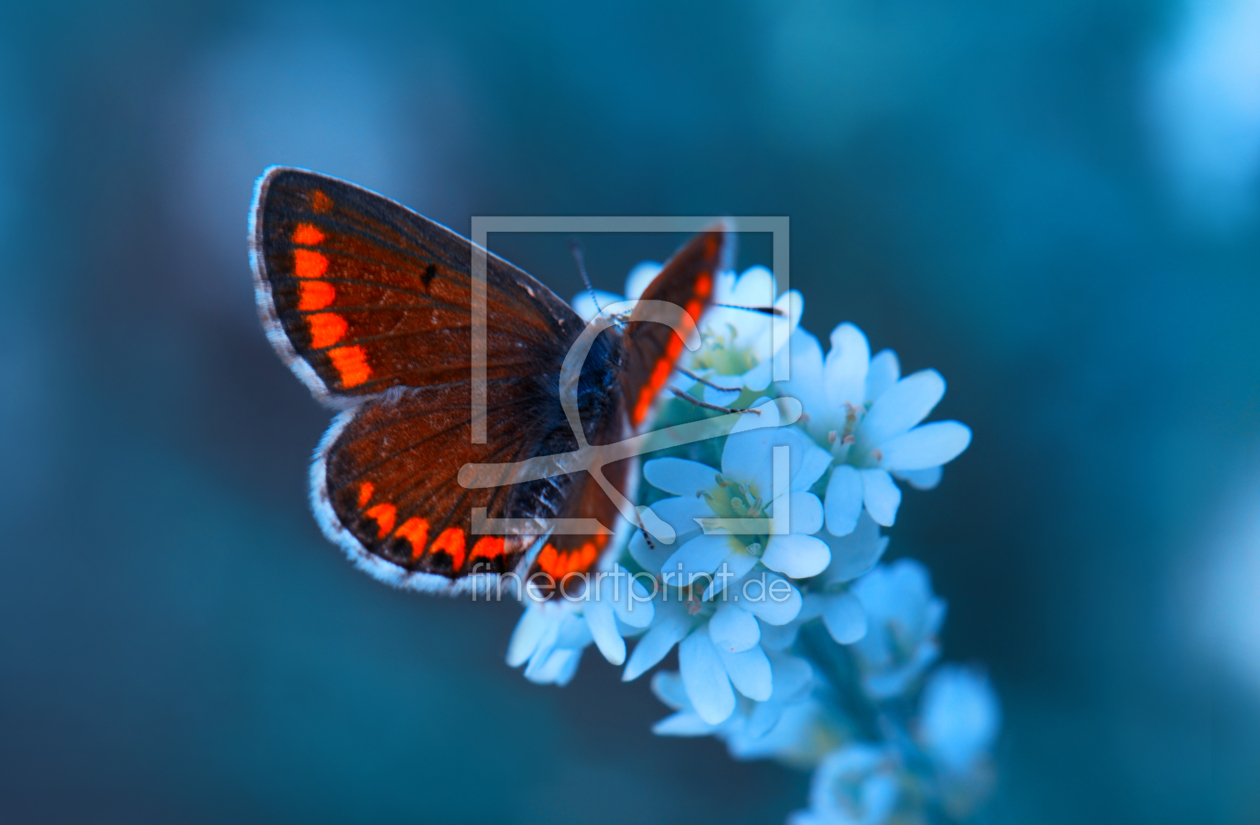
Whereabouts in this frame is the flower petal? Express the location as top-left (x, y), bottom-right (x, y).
top-left (738, 572), bottom-right (803, 625)
top-left (652, 711), bottom-right (715, 736)
top-left (663, 533), bottom-right (737, 580)
top-left (624, 261), bottom-right (661, 299)
top-left (605, 564), bottom-right (655, 628)
top-left (824, 464), bottom-right (864, 537)
top-left (742, 358), bottom-right (773, 392)
top-left (769, 652), bottom-right (814, 699)
top-left (821, 591), bottom-right (868, 644)
top-left (861, 468), bottom-right (902, 527)
top-left (629, 528), bottom-right (679, 576)
top-left (822, 512), bottom-right (889, 583)
top-left (718, 643), bottom-right (773, 701)
top-left (506, 607), bottom-right (551, 667)
top-left (709, 602), bottom-right (762, 653)
top-left (729, 264), bottom-right (775, 308)
top-left (700, 383), bottom-right (742, 407)
top-left (644, 457), bottom-right (719, 497)
top-left (793, 439), bottom-right (833, 492)
top-left (585, 600), bottom-right (625, 665)
top-left (779, 328), bottom-right (827, 424)
top-left (823, 322), bottom-right (870, 408)
top-left (679, 630), bottom-right (736, 725)
top-left (894, 465), bottom-right (943, 490)
top-left (723, 423), bottom-right (829, 494)
top-left (644, 496), bottom-right (713, 538)
top-left (524, 646), bottom-right (582, 685)
top-left (776, 490), bottom-right (823, 535)
top-left (767, 289), bottom-right (803, 357)
top-left (761, 534), bottom-right (831, 579)
top-left (865, 349), bottom-right (900, 403)
top-left (758, 618), bottom-right (800, 650)
top-left (650, 669), bottom-right (689, 709)
top-left (879, 421), bottom-right (971, 470)
top-left (728, 394), bottom-right (781, 435)
top-left (624, 601), bottom-right (692, 681)
top-left (702, 549), bottom-right (759, 600)
top-left (861, 369), bottom-right (945, 445)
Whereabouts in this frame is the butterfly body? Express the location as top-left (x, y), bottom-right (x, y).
top-left (250, 167), bottom-right (727, 597)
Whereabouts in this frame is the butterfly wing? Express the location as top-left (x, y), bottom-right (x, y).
top-left (250, 166), bottom-right (582, 404)
top-left (621, 224), bottom-right (730, 427)
top-left (253, 168), bottom-right (597, 593)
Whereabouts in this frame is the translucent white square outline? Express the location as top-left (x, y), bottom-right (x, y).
top-left (464, 216), bottom-right (792, 540)
top-left (468, 215), bottom-right (790, 444)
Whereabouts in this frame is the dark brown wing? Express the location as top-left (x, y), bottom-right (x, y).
top-left (621, 224), bottom-right (730, 427)
top-left (315, 384), bottom-right (577, 593)
top-left (250, 167), bottom-right (583, 403)
top-left (252, 168), bottom-right (600, 593)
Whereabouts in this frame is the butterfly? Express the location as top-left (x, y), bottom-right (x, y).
top-left (250, 167), bottom-right (729, 597)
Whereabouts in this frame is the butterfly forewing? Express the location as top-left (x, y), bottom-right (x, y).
top-left (251, 167), bottom-right (582, 401)
top-left (621, 225), bottom-right (730, 427)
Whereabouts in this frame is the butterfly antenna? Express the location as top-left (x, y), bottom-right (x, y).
top-left (569, 238), bottom-right (607, 318)
top-left (712, 303), bottom-right (785, 317)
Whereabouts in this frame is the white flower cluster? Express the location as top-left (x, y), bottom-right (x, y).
top-left (505, 265), bottom-right (999, 824)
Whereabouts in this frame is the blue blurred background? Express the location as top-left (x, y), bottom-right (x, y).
top-left (1, 1), bottom-right (1257, 822)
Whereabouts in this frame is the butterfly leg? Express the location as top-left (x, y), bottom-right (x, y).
top-left (675, 366), bottom-right (741, 393)
top-left (669, 387), bottom-right (761, 415)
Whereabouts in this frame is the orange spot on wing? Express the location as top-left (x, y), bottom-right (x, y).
top-left (665, 334), bottom-right (685, 362)
top-left (633, 353), bottom-right (678, 425)
top-left (298, 280), bottom-right (335, 310)
top-left (357, 482), bottom-right (374, 508)
top-left (430, 528), bottom-right (466, 570)
top-left (537, 541), bottom-right (599, 577)
top-left (328, 345), bottom-right (371, 387)
top-left (310, 190), bottom-right (333, 213)
top-left (292, 223), bottom-right (324, 246)
top-left (632, 390), bottom-right (654, 426)
top-left (395, 518), bottom-right (430, 559)
top-left (469, 536), bottom-right (506, 563)
top-left (294, 249), bottom-right (328, 278)
top-left (695, 271), bottom-right (712, 299)
top-left (650, 356), bottom-right (672, 389)
top-left (307, 313), bottom-right (347, 348)
top-left (365, 503), bottom-right (396, 538)
top-left (630, 293), bottom-right (710, 426)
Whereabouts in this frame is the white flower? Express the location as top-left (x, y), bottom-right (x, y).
top-left (849, 559), bottom-right (946, 700)
top-left (780, 323), bottom-right (971, 535)
top-left (650, 651), bottom-right (827, 764)
top-left (789, 744), bottom-right (901, 825)
top-left (574, 263), bottom-right (803, 407)
top-left (621, 567), bottom-right (802, 725)
top-left (634, 398), bottom-right (833, 589)
top-left (675, 266), bottom-right (802, 407)
top-left (506, 564), bottom-right (654, 685)
top-left (800, 513), bottom-right (891, 644)
top-left (916, 664), bottom-right (1001, 776)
